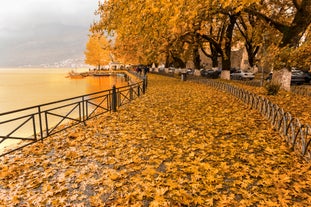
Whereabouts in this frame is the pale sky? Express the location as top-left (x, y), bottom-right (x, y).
top-left (0, 0), bottom-right (100, 67)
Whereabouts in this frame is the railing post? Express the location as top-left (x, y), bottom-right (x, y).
top-left (0, 72), bottom-right (149, 157)
top-left (130, 86), bottom-right (133, 100)
top-left (142, 77), bottom-right (146, 94)
top-left (81, 96), bottom-right (87, 125)
top-left (82, 96), bottom-right (85, 121)
top-left (143, 76), bottom-right (148, 93)
top-left (45, 111), bottom-right (49, 137)
top-left (38, 106), bottom-right (44, 140)
top-left (138, 85), bottom-right (141, 97)
top-left (111, 85), bottom-right (117, 112)
top-left (117, 91), bottom-right (121, 106)
top-left (32, 115), bottom-right (37, 141)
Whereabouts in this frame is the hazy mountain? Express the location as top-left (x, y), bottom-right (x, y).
top-left (0, 23), bottom-right (89, 67)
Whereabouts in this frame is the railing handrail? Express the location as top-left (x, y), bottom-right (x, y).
top-left (197, 79), bottom-right (311, 161)
top-left (0, 81), bottom-right (142, 116)
top-left (0, 71), bottom-right (147, 157)
top-left (151, 68), bottom-right (311, 160)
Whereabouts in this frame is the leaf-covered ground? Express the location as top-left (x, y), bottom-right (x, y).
top-left (226, 81), bottom-right (311, 126)
top-left (1, 74), bottom-right (311, 206)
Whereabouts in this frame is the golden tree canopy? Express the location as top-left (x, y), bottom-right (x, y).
top-left (91, 0), bottom-right (311, 69)
top-left (84, 34), bottom-right (111, 68)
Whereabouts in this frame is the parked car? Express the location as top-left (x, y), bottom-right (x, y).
top-left (200, 69), bottom-right (221, 79)
top-left (186, 68), bottom-right (194, 75)
top-left (291, 70), bottom-right (311, 85)
top-left (168, 67), bottom-right (175, 73)
top-left (158, 64), bottom-right (165, 72)
top-left (230, 67), bottom-right (239, 74)
top-left (291, 70), bottom-right (305, 85)
top-left (230, 70), bottom-right (255, 80)
top-left (305, 72), bottom-right (311, 84)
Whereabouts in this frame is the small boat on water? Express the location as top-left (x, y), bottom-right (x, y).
top-left (66, 70), bottom-right (128, 78)
top-left (117, 73), bottom-right (126, 77)
top-left (67, 71), bottom-right (84, 79)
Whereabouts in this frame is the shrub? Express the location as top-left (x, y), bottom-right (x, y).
top-left (265, 81), bottom-right (281, 95)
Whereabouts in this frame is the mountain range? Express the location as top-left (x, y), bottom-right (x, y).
top-left (0, 23), bottom-right (90, 67)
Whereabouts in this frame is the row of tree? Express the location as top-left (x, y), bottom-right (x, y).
top-left (85, 0), bottom-right (311, 76)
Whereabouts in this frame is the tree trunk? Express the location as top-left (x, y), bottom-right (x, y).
top-left (165, 52), bottom-right (170, 68)
top-left (172, 56), bottom-right (186, 68)
top-left (280, 1), bottom-right (311, 47)
top-left (211, 44), bottom-right (219, 68)
top-left (280, 24), bottom-right (310, 48)
top-left (223, 14), bottom-right (239, 71)
top-left (247, 0), bottom-right (311, 48)
top-left (222, 58), bottom-right (231, 72)
top-left (199, 42), bottom-right (219, 68)
top-left (212, 55), bottom-right (219, 68)
top-left (246, 43), bottom-right (259, 67)
top-left (193, 45), bottom-right (201, 69)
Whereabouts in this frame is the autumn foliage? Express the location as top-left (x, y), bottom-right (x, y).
top-left (88, 0), bottom-right (311, 70)
top-left (84, 34), bottom-right (112, 69)
top-left (1, 74), bottom-right (311, 206)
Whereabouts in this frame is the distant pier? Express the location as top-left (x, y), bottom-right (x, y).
top-left (67, 70), bottom-right (128, 79)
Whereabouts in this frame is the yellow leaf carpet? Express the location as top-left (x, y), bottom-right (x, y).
top-left (1, 74), bottom-right (311, 206)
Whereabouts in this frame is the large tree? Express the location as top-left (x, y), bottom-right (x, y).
top-left (92, 0), bottom-right (175, 65)
top-left (246, 0), bottom-right (311, 48)
top-left (84, 34), bottom-right (111, 69)
top-left (235, 13), bottom-right (262, 68)
top-left (90, 0), bottom-right (311, 78)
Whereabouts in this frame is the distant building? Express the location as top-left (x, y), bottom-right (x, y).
top-left (189, 46), bottom-right (252, 71)
top-left (109, 62), bottom-right (124, 70)
top-left (231, 48), bottom-right (248, 70)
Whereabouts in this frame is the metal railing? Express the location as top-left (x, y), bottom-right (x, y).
top-left (231, 80), bottom-right (262, 87)
top-left (291, 86), bottom-right (311, 97)
top-left (0, 74), bottom-right (147, 157)
top-left (152, 69), bottom-right (311, 160)
top-left (231, 80), bottom-right (311, 97)
top-left (195, 79), bottom-right (311, 161)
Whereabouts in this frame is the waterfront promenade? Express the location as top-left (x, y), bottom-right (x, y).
top-left (1, 74), bottom-right (311, 206)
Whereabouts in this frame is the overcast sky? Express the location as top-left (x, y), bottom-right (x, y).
top-left (0, 0), bottom-right (100, 67)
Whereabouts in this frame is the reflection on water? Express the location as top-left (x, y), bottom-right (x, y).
top-left (0, 68), bottom-right (128, 153)
top-left (0, 68), bottom-right (128, 113)
top-left (86, 75), bottom-right (127, 94)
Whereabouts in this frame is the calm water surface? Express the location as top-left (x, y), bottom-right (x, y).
top-left (0, 68), bottom-right (127, 113)
top-left (0, 68), bottom-right (128, 152)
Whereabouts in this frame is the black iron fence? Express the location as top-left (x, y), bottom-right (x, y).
top-left (194, 79), bottom-right (311, 161)
top-left (0, 74), bottom-right (147, 157)
top-left (151, 69), bottom-right (311, 160)
top-left (231, 80), bottom-right (311, 96)
top-left (291, 86), bottom-right (311, 96)
top-left (231, 80), bottom-right (262, 87)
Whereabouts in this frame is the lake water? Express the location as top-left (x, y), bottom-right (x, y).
top-left (0, 68), bottom-right (128, 153)
top-left (0, 68), bottom-right (128, 113)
